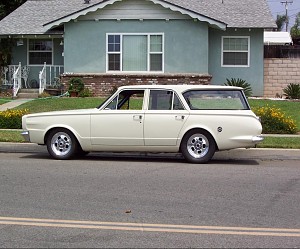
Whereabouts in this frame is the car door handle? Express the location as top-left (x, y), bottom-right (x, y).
top-left (175, 115), bottom-right (185, 120)
top-left (133, 115), bottom-right (143, 121)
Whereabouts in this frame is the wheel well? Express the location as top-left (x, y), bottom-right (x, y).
top-left (180, 128), bottom-right (218, 151)
top-left (44, 127), bottom-right (81, 148)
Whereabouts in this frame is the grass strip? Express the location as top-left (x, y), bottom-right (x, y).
top-left (0, 130), bottom-right (25, 143)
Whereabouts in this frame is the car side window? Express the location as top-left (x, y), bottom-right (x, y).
top-left (149, 90), bottom-right (184, 110)
top-left (105, 90), bottom-right (144, 110)
top-left (183, 90), bottom-right (249, 110)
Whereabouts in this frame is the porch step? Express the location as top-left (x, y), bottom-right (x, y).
top-left (17, 88), bottom-right (39, 99)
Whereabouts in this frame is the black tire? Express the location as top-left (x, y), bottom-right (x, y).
top-left (46, 129), bottom-right (79, 160)
top-left (181, 129), bottom-right (216, 163)
top-left (76, 147), bottom-right (90, 158)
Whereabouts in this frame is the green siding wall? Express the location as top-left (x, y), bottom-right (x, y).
top-left (209, 28), bottom-right (264, 96)
top-left (64, 20), bottom-right (208, 73)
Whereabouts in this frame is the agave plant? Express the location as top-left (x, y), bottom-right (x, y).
top-left (224, 78), bottom-right (253, 97)
top-left (283, 83), bottom-right (300, 99)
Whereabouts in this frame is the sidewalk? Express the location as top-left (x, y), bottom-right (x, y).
top-left (0, 98), bottom-right (33, 111)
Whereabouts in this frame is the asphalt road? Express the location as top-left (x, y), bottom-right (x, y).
top-left (0, 148), bottom-right (300, 248)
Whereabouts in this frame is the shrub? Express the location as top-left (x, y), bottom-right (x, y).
top-left (78, 88), bottom-right (93, 97)
top-left (224, 78), bottom-right (253, 97)
top-left (283, 83), bottom-right (300, 99)
top-left (0, 109), bottom-right (29, 129)
top-left (68, 77), bottom-right (84, 93)
top-left (253, 105), bottom-right (297, 134)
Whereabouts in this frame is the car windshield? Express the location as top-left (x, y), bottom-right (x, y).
top-left (183, 90), bottom-right (249, 110)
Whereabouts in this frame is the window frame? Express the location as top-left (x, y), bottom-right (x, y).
top-left (148, 89), bottom-right (185, 111)
top-left (221, 36), bottom-right (250, 68)
top-left (106, 33), bottom-right (164, 73)
top-left (103, 89), bottom-right (145, 110)
top-left (182, 90), bottom-right (250, 110)
top-left (27, 38), bottom-right (54, 66)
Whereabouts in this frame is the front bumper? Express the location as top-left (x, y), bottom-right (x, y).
top-left (21, 131), bottom-right (30, 142)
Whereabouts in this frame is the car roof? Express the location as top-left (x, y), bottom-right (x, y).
top-left (118, 84), bottom-right (243, 93)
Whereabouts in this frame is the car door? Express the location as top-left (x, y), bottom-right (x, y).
top-left (144, 89), bottom-right (189, 146)
top-left (91, 90), bottom-right (145, 146)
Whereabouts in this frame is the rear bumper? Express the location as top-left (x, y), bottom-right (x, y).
top-left (21, 131), bottom-right (30, 142)
top-left (252, 135), bottom-right (264, 143)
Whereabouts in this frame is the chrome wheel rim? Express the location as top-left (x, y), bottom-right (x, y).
top-left (51, 132), bottom-right (72, 156)
top-left (187, 134), bottom-right (209, 159)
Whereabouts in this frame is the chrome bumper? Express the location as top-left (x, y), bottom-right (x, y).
top-left (252, 135), bottom-right (264, 143)
top-left (21, 131), bottom-right (30, 142)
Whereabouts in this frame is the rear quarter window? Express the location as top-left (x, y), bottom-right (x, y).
top-left (183, 90), bottom-right (249, 110)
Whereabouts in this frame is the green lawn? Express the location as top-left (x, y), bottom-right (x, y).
top-left (14, 97), bottom-right (104, 113)
top-left (256, 136), bottom-right (300, 149)
top-left (0, 98), bottom-right (11, 105)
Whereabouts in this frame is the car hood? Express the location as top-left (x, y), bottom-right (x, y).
top-left (24, 108), bottom-right (99, 118)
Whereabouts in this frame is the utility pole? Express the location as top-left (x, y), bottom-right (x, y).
top-left (281, 0), bottom-right (293, 31)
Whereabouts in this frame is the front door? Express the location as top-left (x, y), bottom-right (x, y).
top-left (91, 90), bottom-right (145, 146)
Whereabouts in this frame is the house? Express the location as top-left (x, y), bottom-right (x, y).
top-left (0, 0), bottom-right (276, 97)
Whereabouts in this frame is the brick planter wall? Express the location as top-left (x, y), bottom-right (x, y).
top-left (264, 58), bottom-right (300, 98)
top-left (61, 73), bottom-right (212, 97)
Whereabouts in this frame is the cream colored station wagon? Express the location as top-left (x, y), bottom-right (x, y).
top-left (22, 85), bottom-right (263, 163)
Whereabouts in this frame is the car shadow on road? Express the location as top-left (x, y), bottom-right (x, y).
top-left (21, 152), bottom-right (260, 166)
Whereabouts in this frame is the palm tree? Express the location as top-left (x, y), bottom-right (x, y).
top-left (276, 14), bottom-right (288, 31)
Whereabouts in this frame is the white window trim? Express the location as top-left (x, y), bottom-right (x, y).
top-left (27, 38), bottom-right (54, 66)
top-left (221, 36), bottom-right (250, 68)
top-left (106, 33), bottom-right (164, 73)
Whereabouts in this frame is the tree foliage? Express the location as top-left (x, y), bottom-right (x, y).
top-left (0, 0), bottom-right (26, 67)
top-left (276, 14), bottom-right (288, 31)
top-left (290, 12), bottom-right (300, 38)
top-left (0, 0), bottom-right (26, 20)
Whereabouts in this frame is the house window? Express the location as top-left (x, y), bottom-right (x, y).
top-left (222, 37), bottom-right (250, 67)
top-left (28, 39), bottom-right (53, 65)
top-left (107, 34), bottom-right (163, 72)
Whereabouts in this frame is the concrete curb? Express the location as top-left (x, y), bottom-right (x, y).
top-left (1, 142), bottom-right (300, 161)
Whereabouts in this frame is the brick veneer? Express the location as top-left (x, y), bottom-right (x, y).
top-left (61, 73), bottom-right (212, 97)
top-left (264, 58), bottom-right (300, 98)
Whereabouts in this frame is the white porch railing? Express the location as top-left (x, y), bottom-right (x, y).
top-left (39, 62), bottom-right (47, 94)
top-left (2, 64), bottom-right (64, 95)
top-left (13, 62), bottom-right (22, 98)
top-left (46, 65), bottom-right (64, 87)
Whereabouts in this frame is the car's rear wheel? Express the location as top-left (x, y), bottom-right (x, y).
top-left (181, 129), bottom-right (216, 163)
top-left (46, 129), bottom-right (78, 160)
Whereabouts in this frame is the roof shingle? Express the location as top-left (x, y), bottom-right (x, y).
top-left (0, 0), bottom-right (276, 35)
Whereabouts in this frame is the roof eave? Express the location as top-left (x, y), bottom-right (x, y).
top-left (43, 0), bottom-right (227, 31)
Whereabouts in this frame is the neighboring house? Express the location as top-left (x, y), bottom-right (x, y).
top-left (0, 0), bottom-right (276, 97)
top-left (263, 31), bottom-right (300, 98)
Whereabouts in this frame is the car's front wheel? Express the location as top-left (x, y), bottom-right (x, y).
top-left (46, 129), bottom-right (78, 160)
top-left (181, 129), bottom-right (216, 163)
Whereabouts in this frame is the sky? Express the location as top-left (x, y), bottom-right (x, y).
top-left (267, 0), bottom-right (300, 30)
